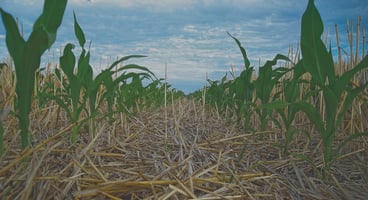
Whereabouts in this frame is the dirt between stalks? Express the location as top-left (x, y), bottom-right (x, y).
top-left (0, 98), bottom-right (367, 199)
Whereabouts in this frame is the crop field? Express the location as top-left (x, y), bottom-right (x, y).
top-left (1, 0), bottom-right (368, 199)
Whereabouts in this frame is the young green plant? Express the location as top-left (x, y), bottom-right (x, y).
top-left (0, 0), bottom-right (67, 149)
top-left (39, 13), bottom-right (157, 142)
top-left (227, 32), bottom-right (256, 131)
top-left (262, 60), bottom-right (309, 154)
top-left (205, 74), bottom-right (233, 114)
top-left (280, 62), bottom-right (307, 154)
top-left (295, 0), bottom-right (368, 179)
top-left (254, 55), bottom-right (291, 131)
top-left (100, 56), bottom-right (156, 118)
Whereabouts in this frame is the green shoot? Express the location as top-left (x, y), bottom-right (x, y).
top-left (294, 0), bottom-right (368, 179)
top-left (254, 55), bottom-right (290, 131)
top-left (38, 13), bottom-right (157, 142)
top-left (0, 0), bottom-right (67, 149)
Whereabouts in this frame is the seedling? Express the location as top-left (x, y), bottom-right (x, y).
top-left (0, 0), bottom-right (67, 149)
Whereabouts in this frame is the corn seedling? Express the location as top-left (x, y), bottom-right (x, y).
top-left (282, 64), bottom-right (307, 154)
top-left (0, 0), bottom-right (67, 149)
top-left (254, 54), bottom-right (291, 131)
top-left (141, 80), bottom-right (183, 109)
top-left (38, 13), bottom-right (157, 142)
top-left (205, 33), bottom-right (287, 133)
top-left (292, 0), bottom-right (368, 179)
top-left (205, 74), bottom-right (233, 114)
top-left (227, 32), bottom-right (256, 131)
top-left (99, 59), bottom-right (153, 117)
top-left (200, 0), bottom-right (368, 179)
top-left (37, 43), bottom-right (87, 143)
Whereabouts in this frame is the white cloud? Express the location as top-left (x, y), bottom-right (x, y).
top-left (5, 0), bottom-right (40, 5)
top-left (183, 25), bottom-right (198, 33)
top-left (69, 0), bottom-right (197, 11)
top-left (67, 0), bottom-right (299, 12)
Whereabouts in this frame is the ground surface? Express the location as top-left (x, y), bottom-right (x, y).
top-left (0, 98), bottom-right (367, 199)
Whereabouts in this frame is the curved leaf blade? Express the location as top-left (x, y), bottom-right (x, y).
top-left (73, 12), bottom-right (86, 48)
top-left (227, 32), bottom-right (251, 69)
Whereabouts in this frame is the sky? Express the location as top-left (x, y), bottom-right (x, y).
top-left (1, 0), bottom-right (367, 94)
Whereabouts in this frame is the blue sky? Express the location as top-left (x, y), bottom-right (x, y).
top-left (1, 0), bottom-right (367, 94)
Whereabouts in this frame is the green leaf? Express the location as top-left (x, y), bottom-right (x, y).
top-left (326, 45), bottom-right (336, 85)
top-left (337, 82), bottom-right (368, 127)
top-left (60, 44), bottom-right (76, 78)
top-left (33, 0), bottom-right (67, 48)
top-left (256, 100), bottom-right (290, 110)
top-left (73, 12), bottom-right (86, 48)
top-left (333, 55), bottom-right (368, 96)
top-left (94, 70), bottom-right (112, 86)
top-left (0, 8), bottom-right (26, 64)
top-left (116, 64), bottom-right (155, 77)
top-left (76, 51), bottom-right (93, 86)
top-left (300, 0), bottom-right (335, 86)
top-left (293, 59), bottom-right (307, 79)
top-left (108, 55), bottom-right (147, 71)
top-left (294, 101), bottom-right (324, 133)
top-left (23, 28), bottom-right (49, 71)
top-left (322, 87), bottom-right (339, 132)
top-left (227, 32), bottom-right (250, 69)
top-left (284, 79), bottom-right (300, 103)
top-left (255, 54), bottom-right (290, 103)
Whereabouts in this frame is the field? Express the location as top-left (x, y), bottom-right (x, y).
top-left (1, 0), bottom-right (368, 199)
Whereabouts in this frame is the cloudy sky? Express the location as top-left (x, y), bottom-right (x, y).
top-left (1, 0), bottom-right (367, 93)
